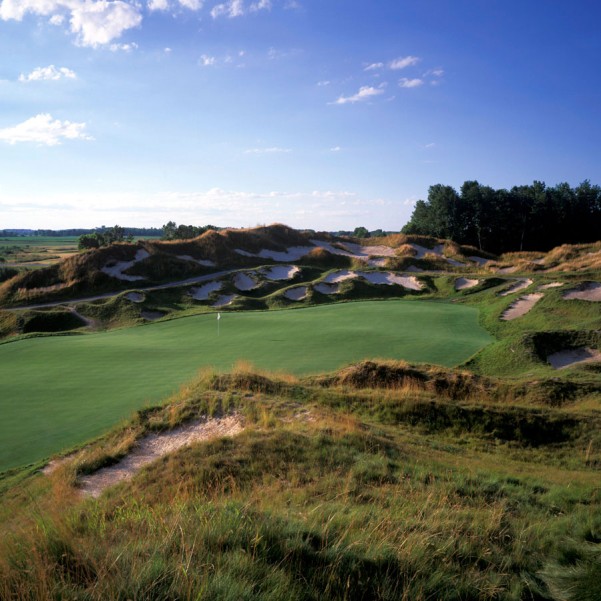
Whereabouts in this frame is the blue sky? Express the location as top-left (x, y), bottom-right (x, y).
top-left (1, 0), bottom-right (600, 230)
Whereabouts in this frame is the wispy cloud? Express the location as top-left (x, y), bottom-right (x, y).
top-left (364, 62), bottom-right (384, 71)
top-left (0, 113), bottom-right (93, 146)
top-left (211, 0), bottom-right (245, 18)
top-left (330, 146), bottom-right (341, 152)
top-left (19, 65), bottom-right (77, 82)
top-left (244, 146), bottom-right (292, 154)
top-left (332, 85), bottom-right (385, 105)
top-left (398, 77), bottom-right (423, 88)
top-left (389, 55), bottom-right (420, 70)
top-left (199, 54), bottom-right (217, 66)
top-left (147, 0), bottom-right (170, 10)
top-left (110, 42), bottom-right (138, 52)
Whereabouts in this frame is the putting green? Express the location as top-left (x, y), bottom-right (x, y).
top-left (0, 300), bottom-right (493, 472)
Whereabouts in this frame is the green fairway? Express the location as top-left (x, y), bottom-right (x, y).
top-left (0, 300), bottom-right (493, 472)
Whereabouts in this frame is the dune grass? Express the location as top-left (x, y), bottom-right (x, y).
top-left (0, 300), bottom-right (492, 473)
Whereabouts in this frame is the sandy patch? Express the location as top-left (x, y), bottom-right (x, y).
top-left (538, 282), bottom-right (564, 290)
top-left (101, 249), bottom-right (150, 282)
top-left (547, 347), bottom-right (601, 370)
top-left (323, 270), bottom-right (358, 284)
top-left (125, 292), bottom-right (145, 303)
top-left (234, 272), bottom-right (259, 291)
top-left (497, 266), bottom-right (518, 274)
top-left (190, 281), bottom-right (222, 300)
top-left (406, 265), bottom-right (424, 273)
top-left (468, 256), bottom-right (489, 266)
top-left (357, 271), bottom-right (422, 290)
top-left (213, 294), bottom-right (236, 307)
top-left (141, 310), bottom-right (164, 321)
top-left (78, 415), bottom-right (243, 497)
top-left (177, 255), bottom-right (215, 267)
top-left (455, 277), bottom-right (479, 291)
top-left (499, 279), bottom-right (533, 297)
top-left (284, 286), bottom-right (308, 301)
top-left (368, 257), bottom-right (388, 267)
top-left (261, 265), bottom-right (300, 280)
top-left (341, 242), bottom-right (397, 257)
top-left (563, 282), bottom-right (601, 302)
top-left (409, 243), bottom-right (464, 266)
top-left (314, 283), bottom-right (339, 295)
top-left (236, 246), bottom-right (314, 262)
top-left (501, 293), bottom-right (543, 320)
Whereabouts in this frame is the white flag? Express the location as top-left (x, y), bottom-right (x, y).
top-left (217, 312), bottom-right (221, 320)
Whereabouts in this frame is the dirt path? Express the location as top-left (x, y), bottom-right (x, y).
top-left (77, 414), bottom-right (243, 497)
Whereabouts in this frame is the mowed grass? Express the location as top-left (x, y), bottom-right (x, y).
top-left (0, 300), bottom-right (493, 472)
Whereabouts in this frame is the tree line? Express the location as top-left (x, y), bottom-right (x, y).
top-left (402, 180), bottom-right (601, 253)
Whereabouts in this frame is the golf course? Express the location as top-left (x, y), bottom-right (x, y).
top-left (0, 299), bottom-right (492, 472)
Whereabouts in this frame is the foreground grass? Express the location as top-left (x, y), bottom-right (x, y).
top-left (1, 369), bottom-right (600, 600)
top-left (0, 300), bottom-right (493, 473)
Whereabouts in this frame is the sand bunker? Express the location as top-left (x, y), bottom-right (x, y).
top-left (497, 266), bottom-right (518, 274)
top-left (190, 281), bottom-right (222, 300)
top-left (367, 257), bottom-right (388, 267)
top-left (455, 278), bottom-right (479, 291)
top-left (357, 271), bottom-right (422, 290)
top-left (213, 294), bottom-right (236, 307)
top-left (236, 246), bottom-right (314, 262)
top-left (101, 249), bottom-right (150, 282)
top-left (538, 282), bottom-right (564, 290)
top-left (284, 286), bottom-right (308, 301)
top-left (406, 265), bottom-right (424, 273)
top-left (409, 243), bottom-right (464, 266)
top-left (499, 279), bottom-right (533, 297)
top-left (177, 255), bottom-right (215, 267)
top-left (234, 272), bottom-right (259, 291)
top-left (468, 256), bottom-right (489, 266)
top-left (78, 415), bottom-right (243, 497)
top-left (563, 282), bottom-right (601, 302)
top-left (323, 270), bottom-right (358, 284)
top-left (261, 265), bottom-right (300, 280)
top-left (314, 283), bottom-right (339, 295)
top-left (547, 347), bottom-right (601, 370)
top-left (125, 292), bottom-right (145, 303)
top-left (141, 310), bottom-right (164, 321)
top-left (501, 293), bottom-right (543, 320)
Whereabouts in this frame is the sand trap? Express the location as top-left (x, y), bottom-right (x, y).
top-left (284, 286), bottom-right (308, 301)
top-left (455, 278), bottom-right (479, 291)
top-left (563, 282), bottom-right (601, 302)
top-left (501, 293), bottom-right (543, 320)
top-left (78, 415), bottom-right (243, 497)
top-left (234, 272), bottom-right (259, 291)
top-left (314, 283), bottom-right (339, 295)
top-left (499, 279), bottom-right (533, 296)
top-left (406, 265), bottom-right (424, 273)
top-left (101, 249), bottom-right (150, 282)
top-left (357, 271), bottom-right (422, 290)
top-left (213, 294), bottom-right (236, 307)
top-left (261, 265), bottom-right (300, 280)
top-left (323, 270), bottom-right (358, 284)
top-left (547, 347), bottom-right (601, 370)
top-left (341, 242), bottom-right (397, 257)
top-left (141, 310), bottom-right (164, 321)
top-left (497, 266), bottom-right (518, 274)
top-left (468, 256), bottom-right (489, 266)
top-left (177, 255), bottom-right (215, 267)
top-left (409, 243), bottom-right (464, 266)
top-left (368, 257), bottom-right (388, 267)
top-left (236, 246), bottom-right (314, 262)
top-left (190, 281), bottom-right (222, 300)
top-left (538, 282), bottom-right (564, 290)
top-left (125, 292), bottom-right (145, 303)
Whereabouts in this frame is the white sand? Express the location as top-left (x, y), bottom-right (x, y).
top-left (497, 266), bottom-right (518, 274)
top-left (261, 265), bottom-right (300, 280)
top-left (101, 249), bottom-right (150, 282)
top-left (190, 281), bottom-right (222, 300)
top-left (547, 347), bottom-right (601, 370)
top-left (125, 292), bottom-right (145, 303)
top-left (357, 271), bottom-right (422, 290)
top-left (341, 242), bottom-right (397, 257)
top-left (538, 282), bottom-right (564, 290)
top-left (212, 294), bottom-right (236, 307)
top-left (409, 243), bottom-right (464, 266)
top-left (314, 282), bottom-right (340, 295)
top-left (499, 279), bottom-right (533, 297)
top-left (368, 257), bottom-right (388, 267)
top-left (455, 277), bottom-right (479, 290)
top-left (78, 415), bottom-right (243, 497)
top-left (258, 246), bottom-right (315, 261)
top-left (177, 255), bottom-right (215, 267)
top-left (284, 286), bottom-right (308, 301)
top-left (468, 256), bottom-right (489, 266)
top-left (141, 310), bottom-right (164, 320)
top-left (323, 270), bottom-right (358, 284)
top-left (234, 272), bottom-right (259, 291)
top-left (501, 293), bottom-right (543, 320)
top-left (563, 282), bottom-right (601, 302)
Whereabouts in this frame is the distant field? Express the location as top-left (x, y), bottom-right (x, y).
top-left (0, 236), bottom-right (79, 268)
top-left (0, 300), bottom-right (492, 472)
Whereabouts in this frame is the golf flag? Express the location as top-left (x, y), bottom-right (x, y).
top-left (217, 312), bottom-right (221, 320)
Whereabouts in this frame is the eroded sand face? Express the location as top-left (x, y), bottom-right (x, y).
top-left (261, 265), bottom-right (300, 280)
top-left (323, 270), bottom-right (358, 284)
top-left (101, 249), bottom-right (150, 282)
top-left (314, 283), bottom-right (339, 295)
top-left (125, 292), bottom-right (145, 303)
top-left (501, 293), bottom-right (543, 320)
top-left (547, 347), bottom-right (601, 370)
top-left (284, 286), bottom-right (308, 301)
top-left (499, 279), bottom-right (533, 297)
top-left (563, 282), bottom-right (601, 302)
top-left (234, 273), bottom-right (259, 291)
top-left (213, 294), bottom-right (236, 307)
top-left (357, 272), bottom-right (422, 290)
top-left (190, 281), bottom-right (222, 300)
top-left (455, 278), bottom-right (479, 291)
top-left (538, 282), bottom-right (563, 290)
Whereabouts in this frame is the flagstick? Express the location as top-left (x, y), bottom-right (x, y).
top-left (217, 312), bottom-right (221, 336)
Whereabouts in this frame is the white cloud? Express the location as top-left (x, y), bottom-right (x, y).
top-left (249, 0), bottom-right (270, 11)
top-left (211, 0), bottom-right (244, 18)
top-left (199, 53), bottom-right (217, 66)
top-left (317, 80), bottom-right (330, 87)
top-left (0, 0), bottom-right (142, 47)
top-left (178, 0), bottom-right (203, 9)
top-left (0, 113), bottom-right (93, 146)
top-left (389, 55), bottom-right (420, 70)
top-left (148, 0), bottom-right (169, 10)
top-left (333, 85), bottom-right (385, 105)
top-left (398, 77), bottom-right (423, 88)
top-left (19, 65), bottom-right (77, 82)
top-left (431, 68), bottom-right (444, 77)
top-left (110, 41), bottom-right (138, 52)
top-left (364, 62), bottom-right (383, 71)
top-left (424, 142), bottom-right (436, 149)
top-left (330, 146), bottom-right (341, 152)
top-left (244, 146), bottom-right (292, 154)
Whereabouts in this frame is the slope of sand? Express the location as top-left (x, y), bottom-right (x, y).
top-left (563, 282), bottom-right (601, 302)
top-left (323, 270), bottom-right (358, 284)
top-left (190, 281), bottom-right (222, 300)
top-left (284, 286), bottom-right (308, 301)
top-left (261, 265), bottom-right (300, 280)
top-left (455, 277), bottom-right (479, 291)
top-left (101, 249), bottom-right (150, 281)
top-left (177, 255), bottom-right (215, 267)
top-left (125, 292), bottom-right (145, 303)
top-left (547, 347), bottom-right (601, 370)
top-left (468, 256), bottom-right (489, 266)
top-left (538, 282), bottom-right (563, 290)
top-left (234, 272), bottom-right (259, 291)
top-left (213, 294), bottom-right (236, 307)
top-left (314, 283), bottom-right (339, 295)
top-left (501, 293), bottom-right (543, 320)
top-left (78, 415), bottom-right (243, 497)
top-left (499, 279), bottom-right (533, 297)
top-left (357, 271), bottom-right (422, 290)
